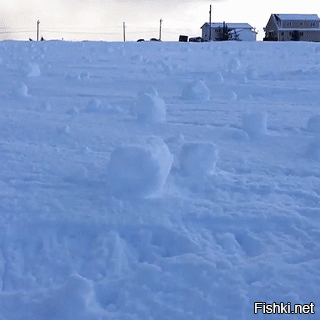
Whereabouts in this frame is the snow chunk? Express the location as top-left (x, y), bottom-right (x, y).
top-left (13, 82), bottom-right (29, 97)
top-left (179, 141), bottom-right (219, 177)
top-left (34, 274), bottom-right (105, 320)
top-left (210, 71), bottom-right (224, 83)
top-left (137, 87), bottom-right (166, 123)
top-left (86, 98), bottom-right (102, 113)
top-left (19, 62), bottom-right (41, 77)
top-left (107, 136), bottom-right (173, 198)
top-left (228, 57), bottom-right (241, 71)
top-left (246, 66), bottom-right (258, 80)
top-left (306, 115), bottom-right (320, 133)
top-left (242, 111), bottom-right (268, 137)
top-left (181, 79), bottom-right (210, 102)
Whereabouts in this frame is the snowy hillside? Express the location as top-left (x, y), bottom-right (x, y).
top-left (0, 40), bottom-right (319, 319)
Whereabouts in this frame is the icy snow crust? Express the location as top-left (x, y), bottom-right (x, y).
top-left (0, 40), bottom-right (319, 319)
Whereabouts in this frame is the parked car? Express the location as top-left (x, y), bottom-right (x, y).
top-left (189, 37), bottom-right (204, 42)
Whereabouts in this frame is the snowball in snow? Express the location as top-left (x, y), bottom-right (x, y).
top-left (246, 66), bottom-right (258, 80)
top-left (131, 54), bottom-right (143, 64)
top-left (86, 98), bottom-right (102, 113)
top-left (13, 82), bottom-right (29, 97)
top-left (210, 71), bottom-right (224, 83)
top-left (306, 115), bottom-right (320, 133)
top-left (107, 136), bottom-right (173, 198)
top-left (228, 57), bottom-right (241, 71)
top-left (179, 141), bottom-right (218, 177)
top-left (181, 79), bottom-right (210, 102)
top-left (137, 88), bottom-right (166, 123)
top-left (242, 111), bottom-right (268, 137)
top-left (19, 62), bottom-right (41, 77)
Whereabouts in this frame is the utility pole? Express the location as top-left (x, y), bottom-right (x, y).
top-left (37, 20), bottom-right (40, 41)
top-left (159, 19), bottom-right (163, 41)
top-left (209, 5), bottom-right (212, 41)
top-left (123, 22), bottom-right (126, 42)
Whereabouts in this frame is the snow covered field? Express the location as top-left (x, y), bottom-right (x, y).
top-left (0, 40), bottom-right (319, 319)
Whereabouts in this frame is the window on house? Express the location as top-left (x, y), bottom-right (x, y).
top-left (300, 22), bottom-right (304, 26)
top-left (286, 22), bottom-right (292, 26)
top-left (289, 32), bottom-right (292, 36)
top-left (300, 32), bottom-right (304, 36)
top-left (281, 32), bottom-right (284, 36)
top-left (311, 22), bottom-right (316, 27)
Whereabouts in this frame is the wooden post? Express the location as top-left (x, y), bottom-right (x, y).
top-left (123, 22), bottom-right (126, 42)
top-left (209, 5), bottom-right (212, 41)
top-left (159, 19), bottom-right (163, 40)
top-left (37, 20), bottom-right (40, 41)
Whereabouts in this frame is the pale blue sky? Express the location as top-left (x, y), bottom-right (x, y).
top-left (0, 0), bottom-right (319, 41)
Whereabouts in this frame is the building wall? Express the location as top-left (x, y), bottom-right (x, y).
top-left (278, 30), bottom-right (320, 42)
top-left (238, 29), bottom-right (256, 41)
top-left (265, 14), bottom-right (320, 41)
top-left (201, 24), bottom-right (256, 41)
top-left (280, 20), bottom-right (320, 29)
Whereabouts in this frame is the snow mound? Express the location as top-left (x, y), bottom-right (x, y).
top-left (210, 71), bottom-right (224, 83)
top-left (226, 128), bottom-right (250, 142)
top-left (246, 66), bottom-right (258, 80)
top-left (242, 111), bottom-right (268, 137)
top-left (131, 54), bottom-right (143, 64)
top-left (306, 137), bottom-right (320, 160)
top-left (179, 141), bottom-right (218, 177)
top-left (13, 82), bottom-right (30, 97)
top-left (34, 274), bottom-right (105, 320)
top-left (107, 136), bottom-right (173, 198)
top-left (86, 98), bottom-right (124, 115)
top-left (181, 79), bottom-right (210, 102)
top-left (26, 62), bottom-right (41, 77)
top-left (137, 87), bottom-right (166, 123)
top-left (306, 115), bottom-right (320, 133)
top-left (86, 98), bottom-right (102, 113)
top-left (228, 57), bottom-right (241, 71)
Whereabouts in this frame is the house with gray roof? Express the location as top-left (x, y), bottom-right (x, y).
top-left (201, 22), bottom-right (257, 41)
top-left (264, 14), bottom-right (320, 41)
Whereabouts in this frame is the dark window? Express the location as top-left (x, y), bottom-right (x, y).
top-left (300, 32), bottom-right (304, 36)
top-left (300, 22), bottom-right (304, 26)
top-left (281, 32), bottom-right (284, 36)
top-left (289, 32), bottom-right (292, 36)
top-left (287, 22), bottom-right (292, 26)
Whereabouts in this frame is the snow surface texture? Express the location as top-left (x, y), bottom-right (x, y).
top-left (0, 40), bottom-right (319, 320)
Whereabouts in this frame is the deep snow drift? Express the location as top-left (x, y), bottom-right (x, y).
top-left (0, 40), bottom-right (319, 319)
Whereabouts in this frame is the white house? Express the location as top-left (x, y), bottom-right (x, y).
top-left (201, 22), bottom-right (257, 41)
top-left (264, 14), bottom-right (320, 42)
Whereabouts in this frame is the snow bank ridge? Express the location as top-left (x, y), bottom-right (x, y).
top-left (106, 136), bottom-right (173, 198)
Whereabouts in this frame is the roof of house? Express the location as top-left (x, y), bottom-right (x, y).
top-left (273, 14), bottom-right (320, 21)
top-left (201, 22), bottom-right (253, 29)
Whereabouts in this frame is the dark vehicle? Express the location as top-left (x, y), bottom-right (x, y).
top-left (189, 37), bottom-right (204, 42)
top-left (179, 35), bottom-right (188, 42)
top-left (137, 39), bottom-right (145, 42)
top-left (150, 38), bottom-right (161, 42)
